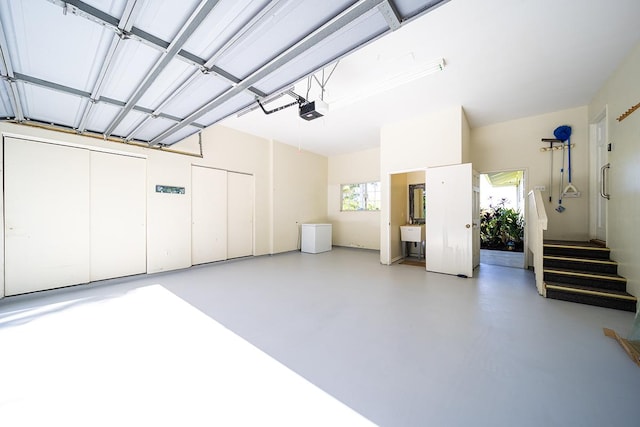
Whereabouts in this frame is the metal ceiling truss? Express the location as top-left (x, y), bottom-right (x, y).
top-left (77, 0), bottom-right (143, 133)
top-left (12, 71), bottom-right (205, 129)
top-left (0, 19), bottom-right (24, 121)
top-left (150, 0), bottom-right (392, 145)
top-left (377, 1), bottom-right (402, 31)
top-left (46, 0), bottom-right (266, 96)
top-left (104, 0), bottom-right (221, 136)
top-left (125, 0), bottom-right (289, 142)
top-left (4, 0), bottom-right (449, 146)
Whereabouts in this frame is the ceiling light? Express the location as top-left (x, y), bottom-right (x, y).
top-left (329, 57), bottom-right (445, 110)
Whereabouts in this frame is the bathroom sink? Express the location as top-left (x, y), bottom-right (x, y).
top-left (400, 225), bottom-right (425, 242)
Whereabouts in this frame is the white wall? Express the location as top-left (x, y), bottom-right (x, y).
top-left (589, 41), bottom-right (640, 297)
top-left (146, 149), bottom-right (193, 273)
top-left (471, 106), bottom-right (589, 241)
top-left (380, 106), bottom-right (463, 172)
top-left (327, 148), bottom-right (380, 249)
top-left (272, 142), bottom-right (328, 253)
top-left (461, 108), bottom-right (471, 164)
top-left (0, 122), bottom-right (328, 296)
top-left (380, 106), bottom-right (465, 264)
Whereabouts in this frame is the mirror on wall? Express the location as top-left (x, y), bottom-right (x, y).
top-left (409, 183), bottom-right (425, 224)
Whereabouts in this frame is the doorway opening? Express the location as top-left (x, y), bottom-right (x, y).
top-left (589, 109), bottom-right (608, 243)
top-left (388, 170), bottom-right (426, 265)
top-left (479, 170), bottom-right (525, 268)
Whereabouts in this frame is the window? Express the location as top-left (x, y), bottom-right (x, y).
top-left (341, 181), bottom-right (380, 211)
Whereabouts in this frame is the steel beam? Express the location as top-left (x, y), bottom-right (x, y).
top-left (47, 0), bottom-right (264, 98)
top-left (125, 0), bottom-right (285, 141)
top-left (11, 72), bottom-right (205, 130)
top-left (151, 0), bottom-right (387, 145)
top-left (401, 0), bottom-right (451, 21)
top-left (378, 1), bottom-right (402, 30)
top-left (0, 19), bottom-right (24, 121)
top-left (206, 0), bottom-right (293, 65)
top-left (48, 0), bottom-right (120, 30)
top-left (15, 72), bottom-right (90, 97)
top-left (104, 0), bottom-right (221, 136)
top-left (77, 0), bottom-right (143, 133)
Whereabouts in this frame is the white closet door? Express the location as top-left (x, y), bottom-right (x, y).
top-left (90, 151), bottom-right (147, 281)
top-left (191, 166), bottom-right (227, 265)
top-left (227, 172), bottom-right (253, 259)
top-left (4, 137), bottom-right (90, 295)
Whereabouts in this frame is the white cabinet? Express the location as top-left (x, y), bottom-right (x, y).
top-left (90, 151), bottom-right (147, 281)
top-left (3, 137), bottom-right (147, 295)
top-left (191, 167), bottom-right (253, 264)
top-left (4, 137), bottom-right (91, 294)
top-left (227, 172), bottom-right (254, 259)
top-left (191, 166), bottom-right (228, 264)
top-left (301, 224), bottom-right (332, 254)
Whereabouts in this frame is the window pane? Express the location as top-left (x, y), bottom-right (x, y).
top-left (366, 182), bottom-right (380, 210)
top-left (341, 181), bottom-right (381, 211)
top-left (342, 184), bottom-right (361, 211)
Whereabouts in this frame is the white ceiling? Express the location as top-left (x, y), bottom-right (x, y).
top-left (222, 0), bottom-right (640, 157)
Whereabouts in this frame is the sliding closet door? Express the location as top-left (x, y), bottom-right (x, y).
top-left (227, 172), bottom-right (253, 259)
top-left (4, 137), bottom-right (90, 295)
top-left (191, 166), bottom-right (227, 265)
top-left (90, 151), bottom-right (146, 281)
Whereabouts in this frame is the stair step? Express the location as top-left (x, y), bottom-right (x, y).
top-left (543, 268), bottom-right (627, 292)
top-left (544, 240), bottom-right (611, 259)
top-left (541, 240), bottom-right (634, 312)
top-left (544, 240), bottom-right (607, 248)
top-left (546, 282), bottom-right (637, 312)
top-left (543, 255), bottom-right (618, 274)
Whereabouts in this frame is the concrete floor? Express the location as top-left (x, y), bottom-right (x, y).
top-left (1, 247), bottom-right (639, 426)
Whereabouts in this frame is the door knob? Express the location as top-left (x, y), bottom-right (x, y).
top-left (465, 224), bottom-right (471, 228)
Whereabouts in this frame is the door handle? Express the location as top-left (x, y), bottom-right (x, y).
top-left (600, 163), bottom-right (610, 200)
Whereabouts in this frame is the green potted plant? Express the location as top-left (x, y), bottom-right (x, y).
top-left (480, 198), bottom-right (524, 251)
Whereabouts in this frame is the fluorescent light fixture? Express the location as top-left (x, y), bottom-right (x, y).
top-left (329, 57), bottom-right (445, 110)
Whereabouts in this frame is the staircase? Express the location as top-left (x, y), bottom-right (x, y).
top-left (543, 240), bottom-right (637, 312)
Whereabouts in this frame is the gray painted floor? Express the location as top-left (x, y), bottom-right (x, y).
top-left (1, 248), bottom-right (639, 426)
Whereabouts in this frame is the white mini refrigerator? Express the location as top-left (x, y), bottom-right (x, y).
top-left (301, 224), bottom-right (332, 253)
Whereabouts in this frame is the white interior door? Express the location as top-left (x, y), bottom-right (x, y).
top-left (595, 115), bottom-right (608, 242)
top-left (90, 151), bottom-right (146, 281)
top-left (4, 137), bottom-right (91, 295)
top-left (227, 172), bottom-right (253, 259)
top-left (425, 163), bottom-right (473, 277)
top-left (192, 166), bottom-right (228, 265)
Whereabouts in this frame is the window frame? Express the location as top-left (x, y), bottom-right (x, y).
top-left (340, 181), bottom-right (381, 212)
